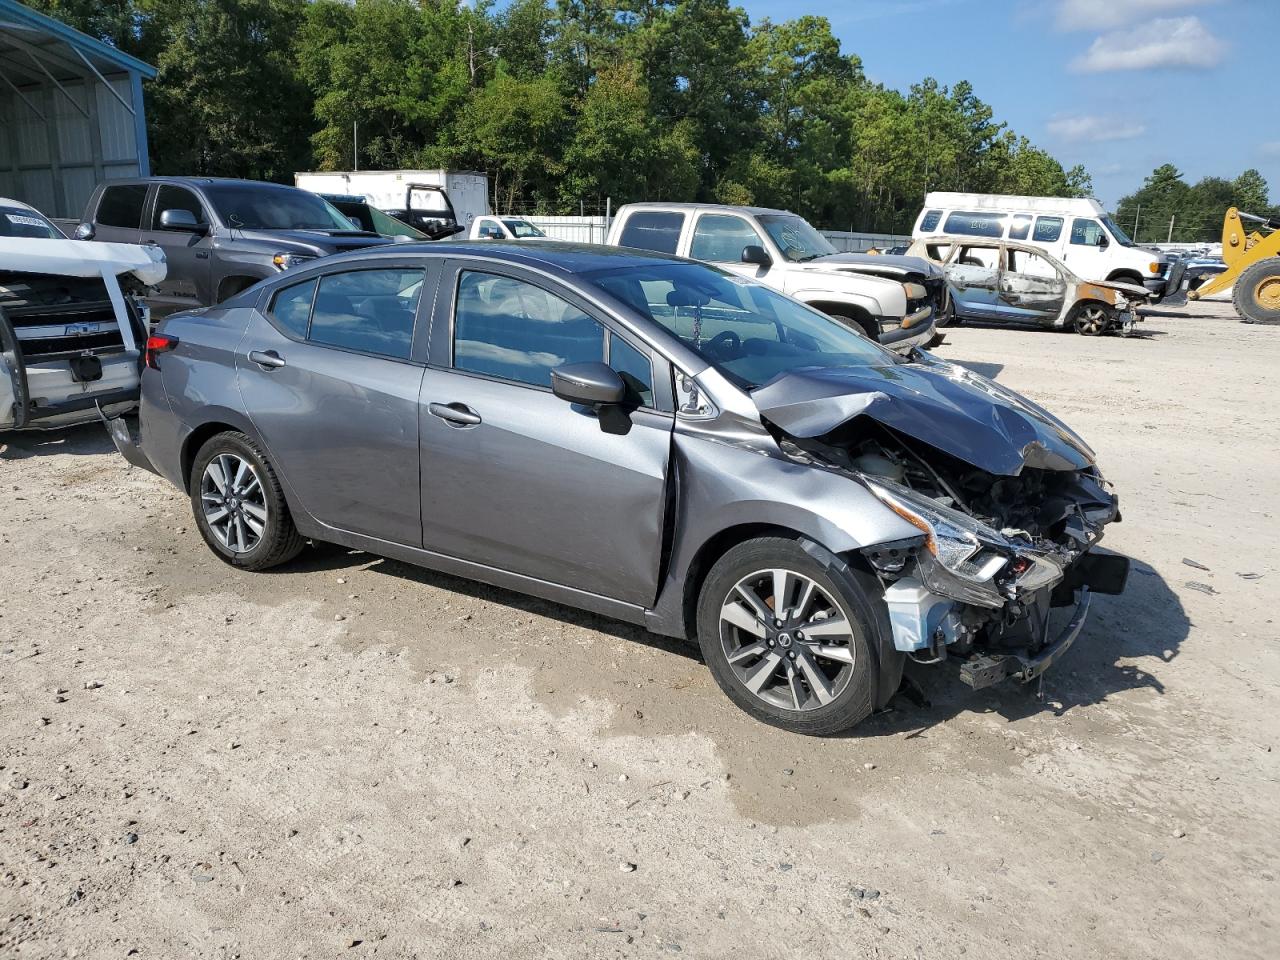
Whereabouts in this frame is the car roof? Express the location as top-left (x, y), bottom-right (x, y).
top-left (0, 196), bottom-right (38, 212)
top-left (292, 240), bottom-right (683, 276)
top-left (618, 201), bottom-right (798, 218)
top-left (106, 177), bottom-right (306, 190)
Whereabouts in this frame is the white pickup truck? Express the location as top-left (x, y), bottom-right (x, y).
top-left (605, 203), bottom-right (938, 353)
top-left (1, 198), bottom-right (164, 431)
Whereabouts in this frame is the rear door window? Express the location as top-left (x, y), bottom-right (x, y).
top-left (618, 211), bottom-right (686, 254)
top-left (942, 211), bottom-right (1005, 238)
top-left (95, 185), bottom-right (148, 228)
top-left (308, 268), bottom-right (423, 360)
top-left (1033, 216), bottom-right (1064, 242)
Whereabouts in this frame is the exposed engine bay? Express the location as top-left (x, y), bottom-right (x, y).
top-left (755, 353), bottom-right (1128, 690)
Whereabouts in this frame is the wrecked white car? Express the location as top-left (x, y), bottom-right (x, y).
top-left (910, 238), bottom-right (1151, 335)
top-left (1, 199), bottom-right (164, 430)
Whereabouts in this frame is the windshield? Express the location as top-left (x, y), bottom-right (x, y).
top-left (758, 215), bottom-right (838, 263)
top-left (1100, 215), bottom-right (1135, 247)
top-left (204, 185), bottom-right (355, 231)
top-left (0, 205), bottom-right (61, 239)
top-left (585, 261), bottom-right (893, 389)
top-left (503, 219), bottom-right (546, 238)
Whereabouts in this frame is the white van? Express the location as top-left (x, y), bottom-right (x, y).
top-left (913, 192), bottom-right (1168, 300)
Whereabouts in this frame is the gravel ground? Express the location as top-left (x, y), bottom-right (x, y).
top-left (1, 299), bottom-right (1276, 960)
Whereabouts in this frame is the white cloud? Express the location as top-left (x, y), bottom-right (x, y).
top-left (1070, 16), bottom-right (1227, 72)
top-left (1047, 114), bottom-right (1147, 143)
top-left (1055, 0), bottom-right (1219, 31)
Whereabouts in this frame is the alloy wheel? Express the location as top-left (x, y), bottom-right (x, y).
top-left (200, 453), bottom-right (268, 554)
top-left (1074, 304), bottom-right (1109, 335)
top-left (719, 568), bottom-right (856, 712)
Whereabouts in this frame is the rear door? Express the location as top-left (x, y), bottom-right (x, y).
top-left (418, 263), bottom-right (673, 607)
top-left (945, 244), bottom-right (1002, 320)
top-left (237, 262), bottom-right (435, 545)
top-left (140, 184), bottom-right (213, 307)
top-left (89, 183), bottom-right (148, 245)
top-left (999, 248), bottom-right (1068, 323)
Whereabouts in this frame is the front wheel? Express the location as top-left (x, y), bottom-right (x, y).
top-left (189, 431), bottom-right (304, 570)
top-left (1071, 302), bottom-right (1112, 336)
top-left (696, 537), bottom-right (893, 736)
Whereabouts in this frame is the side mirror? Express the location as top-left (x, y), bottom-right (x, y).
top-left (742, 244), bottom-right (772, 267)
top-left (1095, 234), bottom-right (1109, 248)
top-left (550, 361), bottom-right (626, 406)
top-left (74, 222), bottom-right (94, 241)
top-left (159, 208), bottom-right (206, 233)
top-left (347, 216), bottom-right (362, 230)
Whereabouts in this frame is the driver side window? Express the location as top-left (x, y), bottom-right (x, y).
top-left (690, 215), bottom-right (764, 263)
top-left (1070, 219), bottom-right (1106, 246)
top-left (152, 185), bottom-right (205, 230)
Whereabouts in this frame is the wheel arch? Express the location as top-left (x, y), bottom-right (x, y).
top-left (804, 300), bottom-right (878, 338)
top-left (179, 412), bottom-right (264, 493)
top-left (1104, 269), bottom-right (1144, 285)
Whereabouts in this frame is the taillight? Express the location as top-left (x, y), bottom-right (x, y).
top-left (145, 333), bottom-right (178, 370)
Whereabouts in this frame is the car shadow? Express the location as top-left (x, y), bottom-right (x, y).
top-left (862, 554), bottom-right (1187, 737)
top-left (0, 422), bottom-right (116, 460)
top-left (281, 545), bottom-right (701, 662)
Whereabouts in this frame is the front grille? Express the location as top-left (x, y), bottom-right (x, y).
top-left (0, 271), bottom-right (124, 361)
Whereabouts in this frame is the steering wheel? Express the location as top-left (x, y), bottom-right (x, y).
top-left (706, 330), bottom-right (741, 358)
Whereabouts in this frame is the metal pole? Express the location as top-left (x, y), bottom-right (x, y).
top-left (353, 121), bottom-right (358, 172)
top-left (1167, 215), bottom-right (1175, 243)
top-left (605, 196), bottom-right (611, 245)
top-left (1132, 204), bottom-right (1140, 241)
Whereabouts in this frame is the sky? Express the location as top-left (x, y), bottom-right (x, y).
top-left (738, 0), bottom-right (1278, 209)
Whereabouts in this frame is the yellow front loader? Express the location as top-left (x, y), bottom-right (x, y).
top-left (1189, 207), bottom-right (1280, 324)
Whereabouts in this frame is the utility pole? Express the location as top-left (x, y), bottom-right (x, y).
top-left (353, 121), bottom-right (359, 172)
top-left (1167, 215), bottom-right (1175, 243)
top-left (1132, 203), bottom-right (1140, 242)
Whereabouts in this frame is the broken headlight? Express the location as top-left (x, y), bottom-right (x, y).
top-left (862, 477), bottom-right (1010, 582)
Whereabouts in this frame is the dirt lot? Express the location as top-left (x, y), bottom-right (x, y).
top-left (1, 299), bottom-right (1276, 960)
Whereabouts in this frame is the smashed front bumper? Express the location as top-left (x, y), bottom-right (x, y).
top-left (954, 588), bottom-right (1090, 690)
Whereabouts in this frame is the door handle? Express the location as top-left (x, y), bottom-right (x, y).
top-left (428, 402), bottom-right (482, 427)
top-left (248, 350), bottom-right (285, 369)
top-left (195, 251), bottom-right (209, 259)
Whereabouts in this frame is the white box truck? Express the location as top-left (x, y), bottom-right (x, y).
top-left (913, 192), bottom-right (1169, 300)
top-left (294, 170), bottom-right (490, 239)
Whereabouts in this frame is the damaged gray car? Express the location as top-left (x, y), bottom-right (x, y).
top-left (105, 242), bottom-right (1127, 735)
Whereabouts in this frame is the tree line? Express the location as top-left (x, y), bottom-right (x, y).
top-left (30, 0), bottom-right (1098, 232)
top-left (1114, 164), bottom-right (1276, 245)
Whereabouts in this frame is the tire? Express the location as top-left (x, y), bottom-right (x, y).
top-left (1232, 257), bottom-right (1280, 325)
top-left (824, 309), bottom-right (878, 340)
top-left (695, 536), bottom-right (895, 736)
top-left (1071, 301), bottom-right (1112, 336)
top-left (189, 431), bottom-right (304, 571)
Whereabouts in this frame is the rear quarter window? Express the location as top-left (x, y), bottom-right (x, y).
top-left (618, 211), bottom-right (686, 254)
top-left (942, 211), bottom-right (1005, 238)
top-left (95, 184), bottom-right (148, 229)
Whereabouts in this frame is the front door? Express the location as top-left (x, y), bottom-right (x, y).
top-left (419, 266), bottom-right (673, 607)
top-left (141, 184), bottom-right (213, 307)
top-left (236, 264), bottom-right (432, 545)
top-left (946, 245), bottom-right (1002, 320)
top-left (999, 248), bottom-right (1068, 323)
top-left (1062, 217), bottom-right (1110, 281)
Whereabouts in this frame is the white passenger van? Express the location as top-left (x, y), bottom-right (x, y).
top-left (913, 192), bottom-right (1168, 299)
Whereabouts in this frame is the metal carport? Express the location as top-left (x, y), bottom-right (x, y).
top-left (0, 0), bottom-right (155, 220)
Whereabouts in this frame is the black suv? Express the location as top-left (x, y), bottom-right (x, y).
top-left (75, 178), bottom-right (395, 311)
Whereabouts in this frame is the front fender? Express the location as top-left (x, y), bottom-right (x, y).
top-left (791, 289), bottom-right (886, 318)
top-left (645, 422), bottom-right (919, 638)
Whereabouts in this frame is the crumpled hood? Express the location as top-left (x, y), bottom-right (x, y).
top-left (0, 236), bottom-right (167, 287)
top-left (808, 252), bottom-right (943, 280)
top-left (1088, 278), bottom-right (1150, 300)
top-left (752, 352), bottom-right (1096, 476)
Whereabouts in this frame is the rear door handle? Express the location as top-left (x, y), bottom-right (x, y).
top-left (248, 350), bottom-right (285, 369)
top-left (428, 402), bottom-right (481, 427)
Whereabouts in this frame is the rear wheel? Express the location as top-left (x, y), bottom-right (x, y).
top-left (1071, 302), bottom-right (1112, 336)
top-left (696, 537), bottom-right (891, 736)
top-left (1233, 257), bottom-right (1280, 325)
top-left (189, 431), bottom-right (304, 570)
